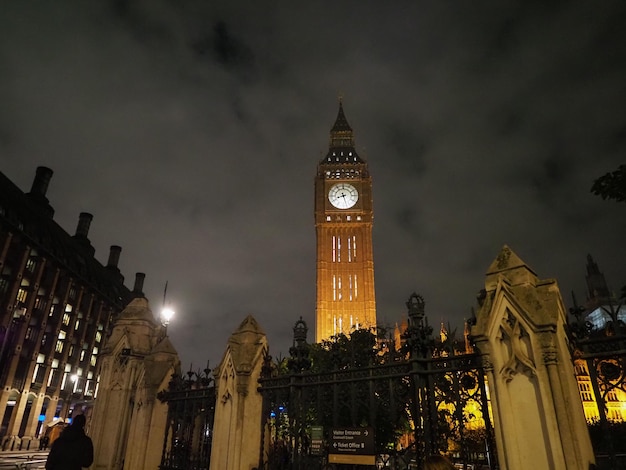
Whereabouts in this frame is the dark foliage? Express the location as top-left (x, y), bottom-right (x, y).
top-left (591, 164), bottom-right (626, 203)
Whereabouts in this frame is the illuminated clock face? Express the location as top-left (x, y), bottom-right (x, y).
top-left (328, 183), bottom-right (359, 209)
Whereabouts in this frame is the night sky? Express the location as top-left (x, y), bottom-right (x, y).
top-left (2, 1), bottom-right (625, 369)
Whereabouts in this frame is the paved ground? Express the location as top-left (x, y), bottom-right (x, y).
top-left (0, 451), bottom-right (48, 469)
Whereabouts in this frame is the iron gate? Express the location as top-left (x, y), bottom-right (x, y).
top-left (570, 299), bottom-right (626, 470)
top-left (258, 294), bottom-right (498, 470)
top-left (157, 367), bottom-right (215, 470)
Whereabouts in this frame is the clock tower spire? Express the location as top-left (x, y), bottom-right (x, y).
top-left (314, 101), bottom-right (377, 342)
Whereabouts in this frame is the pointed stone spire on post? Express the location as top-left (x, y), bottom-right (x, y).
top-left (471, 245), bottom-right (595, 470)
top-left (210, 315), bottom-right (268, 470)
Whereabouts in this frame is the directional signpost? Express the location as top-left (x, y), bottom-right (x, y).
top-left (328, 426), bottom-right (376, 466)
top-left (310, 425), bottom-right (324, 455)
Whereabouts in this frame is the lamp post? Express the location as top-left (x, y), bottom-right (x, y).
top-left (161, 307), bottom-right (175, 336)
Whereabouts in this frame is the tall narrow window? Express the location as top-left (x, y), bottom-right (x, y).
top-left (349, 275), bottom-right (353, 301)
top-left (332, 276), bottom-right (337, 301)
top-left (337, 237), bottom-right (341, 262)
top-left (352, 235), bottom-right (357, 260)
top-left (348, 238), bottom-right (352, 262)
top-left (354, 274), bottom-right (358, 299)
top-left (338, 276), bottom-right (342, 300)
top-left (332, 236), bottom-right (337, 262)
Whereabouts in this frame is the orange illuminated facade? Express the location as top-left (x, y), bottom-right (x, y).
top-left (314, 102), bottom-right (376, 342)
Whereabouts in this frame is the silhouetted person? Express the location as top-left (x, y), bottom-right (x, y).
top-left (424, 454), bottom-right (455, 470)
top-left (45, 414), bottom-right (93, 470)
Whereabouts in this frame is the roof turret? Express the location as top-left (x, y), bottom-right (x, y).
top-left (329, 100), bottom-right (355, 148)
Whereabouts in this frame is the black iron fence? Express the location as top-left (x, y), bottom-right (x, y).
top-left (157, 367), bottom-right (215, 470)
top-left (257, 294), bottom-right (498, 470)
top-left (570, 298), bottom-right (626, 470)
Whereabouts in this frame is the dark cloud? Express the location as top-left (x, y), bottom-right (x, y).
top-left (1, 0), bottom-right (625, 368)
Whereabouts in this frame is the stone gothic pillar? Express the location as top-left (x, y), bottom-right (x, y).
top-left (210, 315), bottom-right (268, 470)
top-left (89, 297), bottom-right (179, 470)
top-left (471, 246), bottom-right (595, 470)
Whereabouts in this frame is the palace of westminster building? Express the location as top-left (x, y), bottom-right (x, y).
top-left (0, 103), bottom-right (624, 449)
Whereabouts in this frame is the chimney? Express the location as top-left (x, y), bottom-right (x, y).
top-left (29, 166), bottom-right (53, 197)
top-left (75, 212), bottom-right (93, 238)
top-left (133, 272), bottom-right (146, 297)
top-left (26, 166), bottom-right (55, 217)
top-left (72, 212), bottom-right (95, 256)
top-left (107, 245), bottom-right (122, 269)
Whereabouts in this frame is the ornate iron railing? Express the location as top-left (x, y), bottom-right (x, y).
top-left (570, 298), bottom-right (626, 470)
top-left (258, 294), bottom-right (498, 470)
top-left (157, 367), bottom-right (215, 470)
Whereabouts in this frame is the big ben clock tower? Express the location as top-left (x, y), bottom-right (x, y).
top-left (315, 101), bottom-right (376, 342)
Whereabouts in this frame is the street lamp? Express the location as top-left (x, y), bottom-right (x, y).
top-left (161, 307), bottom-right (175, 335)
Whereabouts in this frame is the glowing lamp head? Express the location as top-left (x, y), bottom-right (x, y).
top-left (161, 307), bottom-right (175, 326)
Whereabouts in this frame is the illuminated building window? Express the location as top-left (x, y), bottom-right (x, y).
top-left (80, 350), bottom-right (86, 361)
top-left (90, 356), bottom-right (97, 367)
top-left (608, 409), bottom-right (621, 420)
top-left (51, 359), bottom-right (59, 369)
top-left (16, 288), bottom-right (28, 304)
top-left (346, 215), bottom-right (351, 221)
top-left (349, 275), bottom-right (353, 301)
top-left (338, 276), bottom-right (342, 300)
top-left (68, 344), bottom-right (75, 358)
top-left (62, 313), bottom-right (70, 326)
top-left (337, 237), bottom-right (341, 262)
top-left (348, 238), bottom-right (352, 262)
top-left (356, 215), bottom-right (361, 221)
top-left (56, 331), bottom-right (66, 353)
top-left (32, 354), bottom-right (47, 384)
top-left (25, 258), bottom-right (37, 272)
top-left (332, 276), bottom-right (337, 301)
top-left (326, 216), bottom-right (331, 221)
top-left (332, 236), bottom-right (336, 262)
top-left (74, 319), bottom-right (80, 330)
top-left (95, 332), bottom-right (102, 343)
top-left (65, 304), bottom-right (73, 313)
top-left (579, 382), bottom-right (593, 402)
